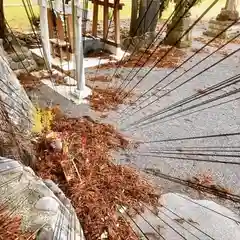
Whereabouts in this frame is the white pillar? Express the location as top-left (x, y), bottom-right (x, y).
top-left (55, 0), bottom-right (61, 11)
top-left (72, 0), bottom-right (86, 95)
top-left (39, 0), bottom-right (52, 70)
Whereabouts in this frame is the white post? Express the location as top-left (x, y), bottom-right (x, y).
top-left (72, 0), bottom-right (88, 98)
top-left (74, 0), bottom-right (85, 91)
top-left (55, 0), bottom-right (61, 12)
top-left (39, 0), bottom-right (52, 70)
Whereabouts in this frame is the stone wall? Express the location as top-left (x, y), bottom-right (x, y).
top-left (0, 42), bottom-right (34, 131)
top-left (0, 41), bottom-right (85, 239)
top-left (0, 41), bottom-right (35, 166)
top-left (3, 36), bottom-right (38, 75)
top-left (121, 32), bottom-right (157, 52)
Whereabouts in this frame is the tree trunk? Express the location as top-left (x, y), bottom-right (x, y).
top-left (129, 0), bottom-right (164, 37)
top-left (130, 0), bottom-right (138, 36)
top-left (0, 0), bottom-right (5, 39)
top-left (164, 0), bottom-right (192, 48)
top-left (145, 0), bottom-right (161, 32)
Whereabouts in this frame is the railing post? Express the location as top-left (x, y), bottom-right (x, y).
top-left (39, 0), bottom-right (52, 69)
top-left (72, 0), bottom-right (86, 96)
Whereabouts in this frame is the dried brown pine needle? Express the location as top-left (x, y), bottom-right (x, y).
top-left (194, 36), bottom-right (240, 48)
top-left (0, 206), bottom-right (34, 239)
top-left (18, 73), bottom-right (42, 91)
top-left (90, 45), bottom-right (186, 70)
top-left (36, 115), bottom-right (159, 240)
top-left (87, 50), bottom-right (114, 60)
top-left (188, 173), bottom-right (232, 199)
top-left (122, 46), bottom-right (186, 69)
top-left (87, 87), bottom-right (132, 112)
top-left (88, 75), bottom-right (111, 82)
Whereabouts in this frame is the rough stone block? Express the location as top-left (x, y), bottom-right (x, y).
top-left (204, 19), bottom-right (240, 39)
top-left (35, 196), bottom-right (60, 213)
top-left (164, 17), bottom-right (192, 48)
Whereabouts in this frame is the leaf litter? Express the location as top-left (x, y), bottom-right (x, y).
top-left (35, 112), bottom-right (159, 240)
top-left (89, 45), bottom-right (186, 70)
top-left (0, 205), bottom-right (34, 239)
top-left (87, 87), bottom-right (134, 112)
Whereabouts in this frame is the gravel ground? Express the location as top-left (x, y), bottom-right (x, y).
top-left (31, 26), bottom-right (240, 214)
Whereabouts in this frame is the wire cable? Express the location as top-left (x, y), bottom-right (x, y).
top-left (131, 88), bottom-right (240, 130)
top-left (130, 153), bottom-right (240, 165)
top-left (120, 44), bottom-right (240, 128)
top-left (119, 20), bottom-right (240, 117)
top-left (144, 168), bottom-right (240, 202)
top-left (175, 193), bottom-right (240, 224)
top-left (111, 0), bottom-right (195, 92)
top-left (115, 0), bottom-right (219, 100)
top-left (141, 132), bottom-right (240, 144)
top-left (123, 59), bottom-right (240, 129)
top-left (161, 205), bottom-right (215, 240)
top-left (125, 73), bottom-right (240, 127)
top-left (106, 0), bottom-right (184, 91)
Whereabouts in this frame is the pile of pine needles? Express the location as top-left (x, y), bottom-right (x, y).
top-left (91, 45), bottom-right (186, 70)
top-left (35, 114), bottom-right (159, 240)
top-left (122, 46), bottom-right (186, 68)
top-left (194, 36), bottom-right (240, 48)
top-left (18, 73), bottom-right (42, 91)
top-left (87, 87), bottom-right (131, 112)
top-left (88, 75), bottom-right (111, 82)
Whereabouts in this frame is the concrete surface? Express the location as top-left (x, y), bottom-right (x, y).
top-left (131, 193), bottom-right (240, 240)
top-left (29, 24), bottom-right (240, 236)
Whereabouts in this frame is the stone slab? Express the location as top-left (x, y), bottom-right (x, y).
top-left (41, 76), bottom-right (92, 105)
top-left (204, 19), bottom-right (240, 39)
top-left (30, 48), bottom-right (112, 71)
top-left (131, 193), bottom-right (240, 240)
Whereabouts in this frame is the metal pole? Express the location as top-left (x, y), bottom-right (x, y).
top-left (72, 0), bottom-right (85, 94)
top-left (39, 0), bottom-right (52, 69)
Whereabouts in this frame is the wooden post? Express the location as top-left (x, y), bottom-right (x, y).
top-left (92, 0), bottom-right (98, 36)
top-left (55, 14), bottom-right (65, 40)
top-left (114, 0), bottom-right (120, 45)
top-left (67, 15), bottom-right (74, 52)
top-left (103, 0), bottom-right (109, 40)
top-left (47, 9), bottom-right (55, 38)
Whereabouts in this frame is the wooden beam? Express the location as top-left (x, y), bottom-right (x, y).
top-left (103, 0), bottom-right (109, 40)
top-left (55, 13), bottom-right (65, 40)
top-left (114, 0), bottom-right (120, 44)
top-left (90, 0), bottom-right (124, 10)
top-left (47, 9), bottom-right (55, 38)
top-left (92, 0), bottom-right (98, 36)
top-left (66, 14), bottom-right (74, 52)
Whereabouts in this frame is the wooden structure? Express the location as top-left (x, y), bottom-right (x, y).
top-left (47, 8), bottom-right (73, 61)
top-left (45, 0), bottom-right (124, 61)
top-left (90, 0), bottom-right (124, 46)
